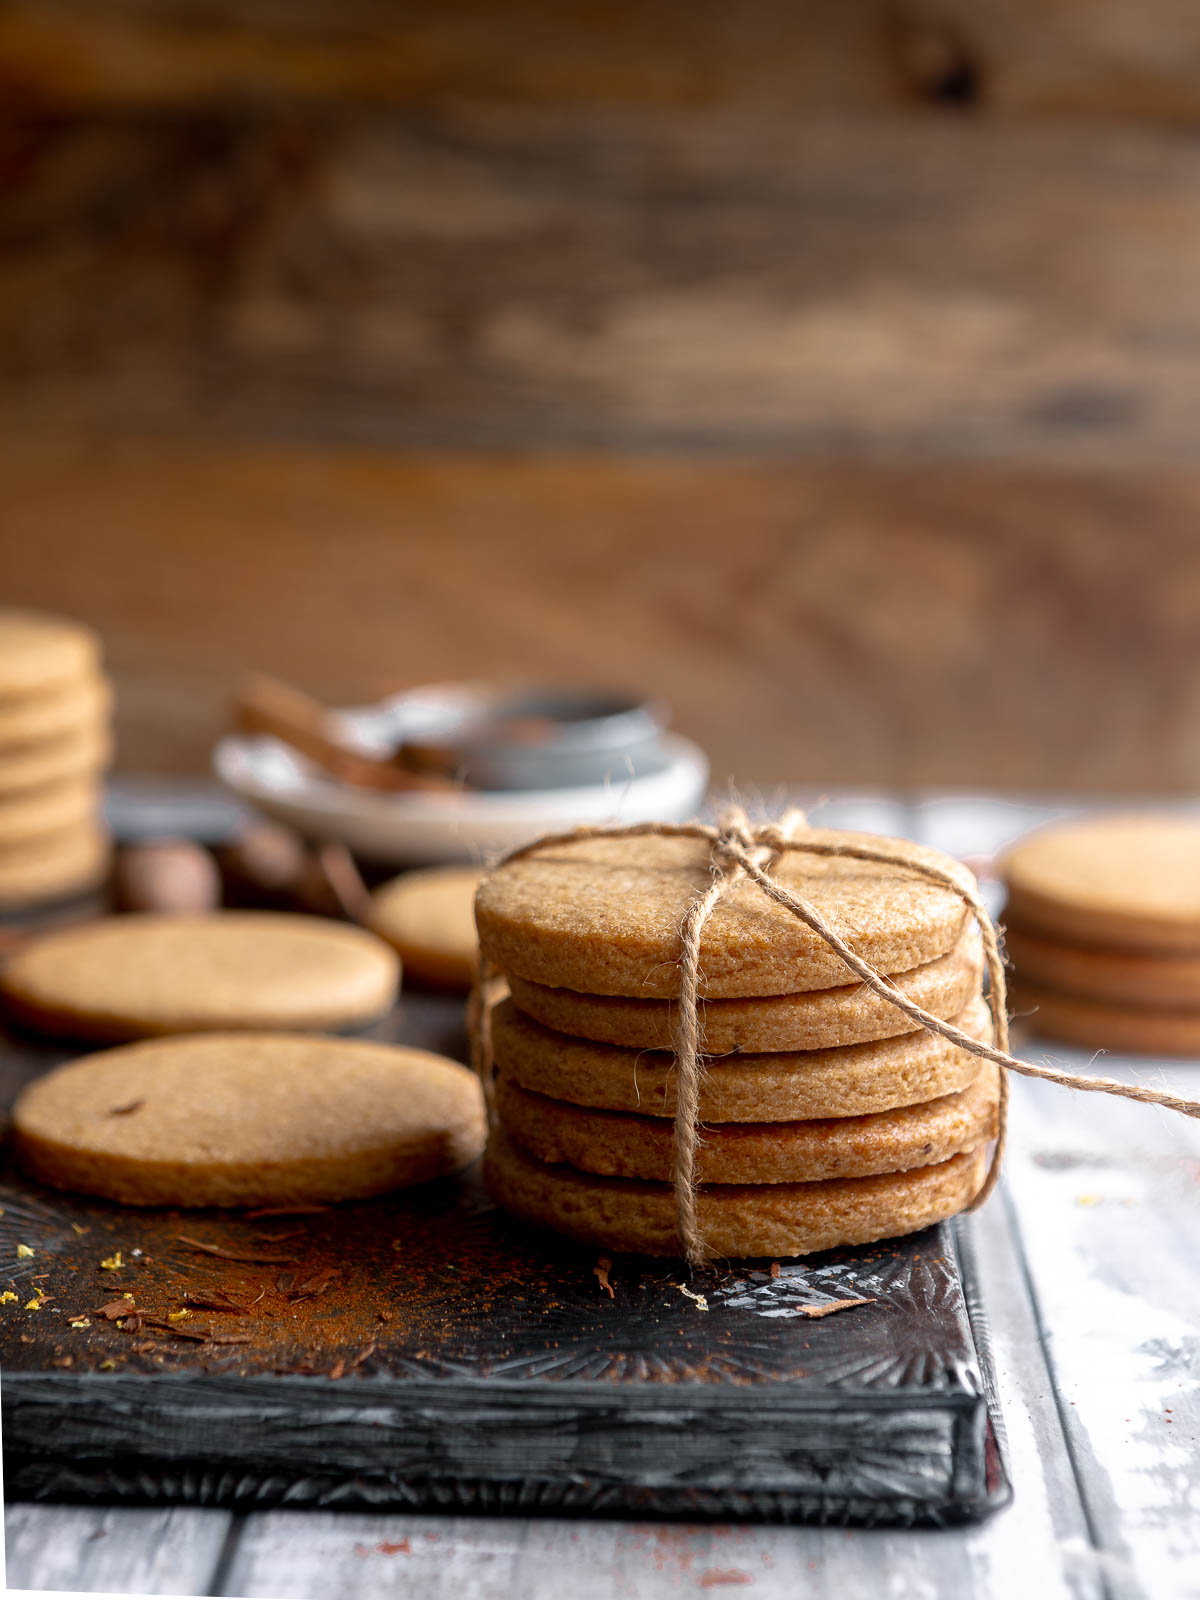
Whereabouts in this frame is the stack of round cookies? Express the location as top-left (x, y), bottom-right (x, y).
top-left (1002, 812), bottom-right (1200, 1054)
top-left (0, 610), bottom-right (112, 909)
top-left (476, 829), bottom-right (1000, 1258)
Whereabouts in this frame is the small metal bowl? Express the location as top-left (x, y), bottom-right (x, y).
top-left (348, 684), bottom-right (670, 792)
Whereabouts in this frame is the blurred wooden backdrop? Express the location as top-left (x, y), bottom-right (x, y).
top-left (4, 1), bottom-right (1200, 792)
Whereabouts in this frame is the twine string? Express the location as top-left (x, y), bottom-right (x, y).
top-left (670, 807), bottom-right (809, 1261)
top-left (471, 812), bottom-right (1200, 1268)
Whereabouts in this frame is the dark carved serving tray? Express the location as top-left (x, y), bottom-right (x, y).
top-left (0, 989), bottom-right (1010, 1525)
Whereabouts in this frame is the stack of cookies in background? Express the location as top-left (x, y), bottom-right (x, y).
top-left (0, 610), bottom-right (112, 910)
top-left (1002, 812), bottom-right (1200, 1055)
top-left (476, 829), bottom-right (1000, 1258)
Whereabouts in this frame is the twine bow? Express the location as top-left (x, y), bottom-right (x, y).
top-left (473, 809), bottom-right (1200, 1267)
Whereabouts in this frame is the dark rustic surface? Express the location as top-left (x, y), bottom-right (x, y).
top-left (0, 988), bottom-right (1007, 1523)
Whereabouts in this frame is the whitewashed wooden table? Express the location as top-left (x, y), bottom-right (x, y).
top-left (5, 792), bottom-right (1200, 1599)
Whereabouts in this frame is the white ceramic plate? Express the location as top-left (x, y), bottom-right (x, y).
top-left (214, 728), bottom-right (710, 865)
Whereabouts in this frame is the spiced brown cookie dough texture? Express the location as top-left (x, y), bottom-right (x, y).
top-left (12, 1034), bottom-right (486, 1207)
top-left (0, 911), bottom-right (400, 1042)
top-left (1001, 811), bottom-right (1200, 1053)
top-left (475, 829), bottom-right (975, 998)
top-left (367, 866), bottom-right (483, 990)
top-left (0, 609), bottom-right (115, 907)
top-left (474, 825), bottom-right (996, 1257)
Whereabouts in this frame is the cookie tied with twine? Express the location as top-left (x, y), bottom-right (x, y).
top-left (472, 809), bottom-right (1200, 1267)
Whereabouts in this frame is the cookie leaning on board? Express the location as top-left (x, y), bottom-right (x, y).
top-left (474, 825), bottom-right (999, 1258)
top-left (11, 1033), bottom-right (486, 1208)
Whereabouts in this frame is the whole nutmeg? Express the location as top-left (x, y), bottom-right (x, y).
top-left (114, 839), bottom-right (222, 914)
top-left (218, 822), bottom-right (308, 906)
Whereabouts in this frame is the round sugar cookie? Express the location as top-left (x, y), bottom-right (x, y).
top-left (0, 821), bottom-right (110, 909)
top-left (506, 930), bottom-right (983, 1054)
top-left (476, 828), bottom-right (975, 999)
top-left (0, 675), bottom-right (111, 749)
top-left (11, 1033), bottom-right (486, 1207)
top-left (0, 611), bottom-right (100, 699)
top-left (484, 1129), bottom-right (987, 1257)
top-left (1, 911), bottom-right (400, 1041)
top-left (1005, 920), bottom-right (1200, 1010)
top-left (0, 777), bottom-right (100, 845)
top-left (367, 866), bottom-right (483, 990)
top-left (1001, 813), bottom-right (1200, 954)
top-left (493, 994), bottom-right (994, 1121)
top-left (1014, 982), bottom-right (1200, 1057)
top-left (0, 724), bottom-right (111, 796)
top-left (494, 1066), bottom-right (999, 1186)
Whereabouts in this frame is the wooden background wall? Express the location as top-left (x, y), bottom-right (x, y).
top-left (4, 1), bottom-right (1200, 793)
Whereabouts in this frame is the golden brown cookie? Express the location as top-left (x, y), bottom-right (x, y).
top-left (1001, 812), bottom-right (1200, 954)
top-left (0, 724), bottom-right (111, 795)
top-left (1014, 981), bottom-right (1200, 1056)
top-left (0, 821), bottom-right (110, 909)
top-left (492, 993), bottom-right (994, 1121)
top-left (505, 930), bottom-right (983, 1053)
top-left (484, 1128), bottom-right (987, 1257)
top-left (0, 610), bottom-right (100, 699)
top-left (367, 866), bottom-right (482, 990)
top-left (0, 675), bottom-right (111, 749)
top-left (476, 828), bottom-right (975, 999)
top-left (0, 777), bottom-right (100, 846)
top-left (1, 911), bottom-right (400, 1041)
top-left (494, 1065), bottom-right (999, 1185)
top-left (1005, 920), bottom-right (1200, 1010)
top-left (11, 1033), bottom-right (486, 1207)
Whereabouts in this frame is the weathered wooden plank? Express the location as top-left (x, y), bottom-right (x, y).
top-left (0, 1), bottom-right (899, 113)
top-left (215, 1509), bottom-right (995, 1600)
top-left (1000, 1063), bottom-right (1200, 1600)
top-left (916, 797), bottom-right (1200, 1600)
top-left (2, 1502), bottom-right (233, 1594)
top-left (5, 109), bottom-right (1200, 460)
top-left (5, 1), bottom-right (1200, 120)
top-left (951, 1190), bottom-right (1102, 1597)
top-left (926, 2), bottom-right (1200, 120)
top-left (8, 448), bottom-right (1200, 797)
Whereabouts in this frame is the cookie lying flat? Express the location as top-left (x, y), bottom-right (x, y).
top-left (484, 1128), bottom-right (986, 1257)
top-left (1001, 812), bottom-right (1200, 954)
top-left (367, 866), bottom-right (483, 989)
top-left (1005, 920), bottom-right (1200, 1009)
top-left (476, 828), bottom-right (975, 999)
top-left (0, 777), bottom-right (100, 845)
top-left (0, 822), bottom-right (110, 909)
top-left (493, 994), bottom-right (994, 1121)
top-left (11, 1033), bottom-right (486, 1206)
top-left (0, 725), bottom-right (111, 796)
top-left (1, 911), bottom-right (400, 1041)
top-left (0, 676), bottom-right (111, 749)
top-left (0, 610), bottom-right (100, 699)
top-left (1014, 982), bottom-right (1200, 1056)
top-left (494, 1066), bottom-right (999, 1185)
top-left (506, 931), bottom-right (983, 1053)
